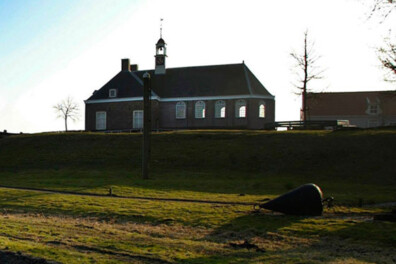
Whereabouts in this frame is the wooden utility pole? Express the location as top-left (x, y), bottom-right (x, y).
top-left (142, 72), bottom-right (151, 180)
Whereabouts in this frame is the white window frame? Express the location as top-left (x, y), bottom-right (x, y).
top-left (109, 89), bottom-right (117, 98)
top-left (195, 101), bottom-right (206, 119)
top-left (95, 111), bottom-right (106, 130)
top-left (235, 99), bottom-right (246, 118)
top-left (133, 110), bottom-right (144, 129)
top-left (259, 101), bottom-right (266, 118)
top-left (215, 100), bottom-right (226, 118)
top-left (176, 101), bottom-right (186, 119)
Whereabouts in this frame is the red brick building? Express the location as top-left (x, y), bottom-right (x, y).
top-left (85, 38), bottom-right (275, 131)
top-left (306, 91), bottom-right (396, 128)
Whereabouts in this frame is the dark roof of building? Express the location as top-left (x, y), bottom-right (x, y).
top-left (87, 71), bottom-right (145, 100)
top-left (307, 91), bottom-right (396, 116)
top-left (87, 63), bottom-right (273, 101)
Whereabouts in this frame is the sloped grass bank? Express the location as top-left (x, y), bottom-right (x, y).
top-left (0, 130), bottom-right (395, 178)
top-left (0, 130), bottom-right (395, 205)
top-left (0, 130), bottom-right (395, 263)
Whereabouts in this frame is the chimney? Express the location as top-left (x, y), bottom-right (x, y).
top-left (130, 64), bottom-right (138, 71)
top-left (121, 58), bottom-right (130, 71)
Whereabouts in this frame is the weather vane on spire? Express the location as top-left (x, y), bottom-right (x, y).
top-left (160, 18), bottom-right (164, 38)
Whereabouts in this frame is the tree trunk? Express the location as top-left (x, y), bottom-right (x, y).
top-left (302, 32), bottom-right (308, 126)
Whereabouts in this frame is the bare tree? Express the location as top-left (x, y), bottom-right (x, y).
top-left (53, 97), bottom-right (80, 131)
top-left (363, 0), bottom-right (396, 83)
top-left (290, 30), bottom-right (324, 122)
top-left (378, 33), bottom-right (396, 82)
top-left (367, 0), bottom-right (395, 21)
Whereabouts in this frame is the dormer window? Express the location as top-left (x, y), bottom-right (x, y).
top-left (109, 89), bottom-right (117, 98)
top-left (369, 105), bottom-right (378, 115)
top-left (366, 97), bottom-right (381, 116)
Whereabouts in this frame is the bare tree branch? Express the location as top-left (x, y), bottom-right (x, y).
top-left (53, 97), bottom-right (80, 131)
top-left (378, 32), bottom-right (396, 83)
top-left (366, 0), bottom-right (396, 22)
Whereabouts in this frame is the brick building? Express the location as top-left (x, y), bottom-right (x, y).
top-left (85, 37), bottom-right (275, 131)
top-left (306, 91), bottom-right (396, 128)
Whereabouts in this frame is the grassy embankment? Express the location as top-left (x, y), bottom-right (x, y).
top-left (0, 130), bottom-right (395, 263)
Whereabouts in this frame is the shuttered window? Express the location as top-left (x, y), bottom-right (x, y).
top-left (176, 102), bottom-right (186, 119)
top-left (133, 110), bottom-right (143, 129)
top-left (96, 112), bottom-right (106, 130)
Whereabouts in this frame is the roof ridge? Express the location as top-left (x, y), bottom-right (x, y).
top-left (129, 71), bottom-right (143, 85)
top-left (242, 64), bottom-right (273, 97)
top-left (308, 90), bottom-right (396, 94)
top-left (242, 64), bottom-right (253, 95)
top-left (134, 62), bottom-right (244, 73)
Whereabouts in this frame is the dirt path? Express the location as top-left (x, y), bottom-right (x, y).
top-left (0, 185), bottom-right (255, 206)
top-left (2, 185), bottom-right (393, 208)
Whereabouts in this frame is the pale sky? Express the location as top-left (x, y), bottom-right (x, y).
top-left (0, 0), bottom-right (395, 133)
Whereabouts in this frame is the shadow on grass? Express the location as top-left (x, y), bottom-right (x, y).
top-left (179, 251), bottom-right (265, 264)
top-left (187, 213), bottom-right (396, 264)
top-left (266, 223), bottom-right (396, 264)
top-left (205, 211), bottom-right (305, 243)
top-left (182, 235), bottom-right (395, 264)
top-left (0, 191), bottom-right (54, 202)
top-left (0, 190), bottom-right (166, 225)
top-left (1, 202), bottom-right (163, 224)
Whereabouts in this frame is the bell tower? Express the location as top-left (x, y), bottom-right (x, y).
top-left (155, 19), bottom-right (167, 75)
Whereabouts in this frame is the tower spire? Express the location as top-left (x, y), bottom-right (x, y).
top-left (160, 18), bottom-right (163, 38)
top-left (155, 19), bottom-right (166, 75)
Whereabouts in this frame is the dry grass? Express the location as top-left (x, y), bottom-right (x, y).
top-left (0, 195), bottom-right (395, 263)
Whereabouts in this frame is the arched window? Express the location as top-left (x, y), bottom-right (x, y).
top-left (176, 101), bottom-right (186, 119)
top-left (195, 101), bottom-right (206, 118)
top-left (259, 101), bottom-right (266, 118)
top-left (215, 100), bottom-right (226, 118)
top-left (235, 100), bottom-right (246, 118)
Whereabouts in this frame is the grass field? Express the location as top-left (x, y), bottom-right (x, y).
top-left (0, 130), bottom-right (395, 263)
